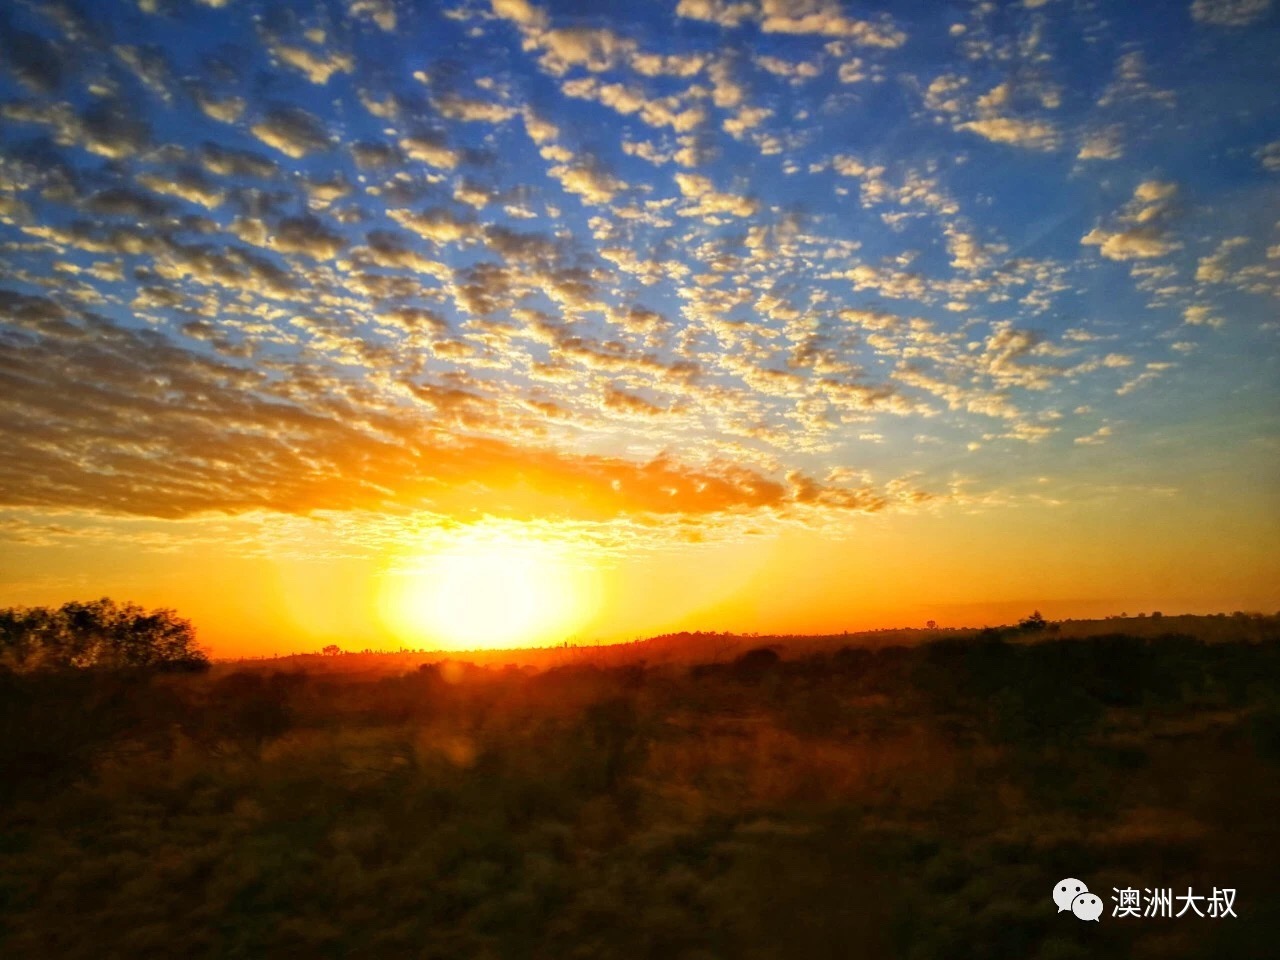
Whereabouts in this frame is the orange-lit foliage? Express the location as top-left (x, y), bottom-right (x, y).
top-left (1, 621), bottom-right (1278, 958)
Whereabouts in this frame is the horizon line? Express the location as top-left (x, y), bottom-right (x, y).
top-left (209, 610), bottom-right (1278, 662)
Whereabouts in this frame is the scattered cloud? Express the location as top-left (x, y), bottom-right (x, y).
top-left (1082, 181), bottom-right (1182, 260)
top-left (251, 105), bottom-right (331, 157)
top-left (0, 0), bottom-right (1269, 543)
top-left (1189, 0), bottom-right (1272, 26)
top-left (1078, 126), bottom-right (1124, 161)
top-left (1257, 140), bottom-right (1280, 172)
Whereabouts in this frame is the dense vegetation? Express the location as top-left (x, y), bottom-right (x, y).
top-left (0, 598), bottom-right (208, 673)
top-left (1, 618), bottom-right (1278, 958)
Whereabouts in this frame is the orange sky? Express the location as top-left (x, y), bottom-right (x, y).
top-left (4, 469), bottom-right (1275, 657)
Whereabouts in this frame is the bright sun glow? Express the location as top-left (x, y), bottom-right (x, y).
top-left (378, 527), bottom-right (598, 650)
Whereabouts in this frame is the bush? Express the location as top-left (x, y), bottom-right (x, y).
top-left (732, 647), bottom-right (781, 681)
top-left (0, 598), bottom-right (208, 673)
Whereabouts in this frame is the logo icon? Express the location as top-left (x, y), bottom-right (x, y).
top-left (1072, 892), bottom-right (1103, 921)
top-left (1054, 878), bottom-right (1090, 914)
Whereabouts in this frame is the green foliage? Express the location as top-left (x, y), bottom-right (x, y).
top-left (0, 598), bottom-right (208, 673)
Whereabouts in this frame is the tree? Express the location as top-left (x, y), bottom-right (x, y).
top-left (0, 598), bottom-right (207, 672)
top-left (1018, 610), bottom-right (1048, 633)
top-left (322, 644), bottom-right (342, 656)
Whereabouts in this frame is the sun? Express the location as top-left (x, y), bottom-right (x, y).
top-left (378, 527), bottom-right (598, 650)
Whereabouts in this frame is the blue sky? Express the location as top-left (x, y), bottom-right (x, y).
top-left (1, 0), bottom-right (1278, 645)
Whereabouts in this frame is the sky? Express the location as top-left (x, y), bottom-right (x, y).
top-left (0, 0), bottom-right (1277, 656)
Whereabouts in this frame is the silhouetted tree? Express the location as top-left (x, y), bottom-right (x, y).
top-left (322, 644), bottom-right (342, 656)
top-left (1018, 610), bottom-right (1048, 633)
top-left (0, 598), bottom-right (207, 672)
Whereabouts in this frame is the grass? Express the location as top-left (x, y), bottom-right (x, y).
top-left (1, 626), bottom-right (1277, 958)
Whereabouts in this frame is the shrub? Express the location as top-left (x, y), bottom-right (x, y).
top-left (0, 598), bottom-right (208, 673)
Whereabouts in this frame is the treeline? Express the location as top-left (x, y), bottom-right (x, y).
top-left (0, 598), bottom-right (209, 673)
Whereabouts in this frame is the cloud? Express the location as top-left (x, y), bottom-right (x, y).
top-left (1078, 127), bottom-right (1124, 161)
top-left (250, 105), bottom-right (331, 158)
top-left (388, 208), bottom-right (478, 244)
top-left (675, 172), bottom-right (758, 218)
top-left (85, 187), bottom-right (170, 219)
top-left (539, 26), bottom-right (637, 74)
top-left (137, 169), bottom-right (224, 209)
top-left (431, 93), bottom-right (520, 124)
top-left (1257, 140), bottom-right (1280, 172)
top-left (1096, 52), bottom-right (1175, 109)
top-left (266, 39), bottom-right (356, 85)
top-left (944, 224), bottom-right (1006, 272)
top-left (490, 1), bottom-right (631, 74)
top-left (191, 85), bottom-right (246, 123)
top-left (490, 0), bottom-right (549, 30)
top-left (924, 75), bottom-right (1060, 151)
top-left (1195, 236), bottom-right (1249, 283)
top-left (602, 385), bottom-right (666, 417)
top-left (977, 322), bottom-right (1062, 390)
top-left (1081, 226), bottom-right (1180, 260)
top-left (492, 0), bottom-right (707, 79)
top-left (756, 53), bottom-right (823, 82)
top-left (113, 44), bottom-right (176, 103)
top-left (399, 133), bottom-right (462, 169)
top-left (758, 0), bottom-right (907, 46)
top-left (1082, 181), bottom-right (1182, 260)
top-left (958, 117), bottom-right (1059, 151)
top-left (17, 99), bottom-right (156, 159)
top-left (199, 143), bottom-right (278, 179)
top-left (676, 0), bottom-right (908, 46)
top-left (561, 77), bottom-right (705, 132)
top-left (1074, 425), bottom-right (1112, 445)
top-left (629, 51), bottom-right (708, 78)
top-left (0, 21), bottom-right (64, 93)
top-left (923, 73), bottom-right (968, 114)
top-left (351, 141), bottom-right (403, 169)
top-left (676, 0), bottom-right (756, 27)
top-left (0, 289), bottom-right (897, 521)
top-left (549, 162), bottom-right (627, 206)
top-left (1189, 0), bottom-right (1271, 26)
top-left (1183, 304), bottom-right (1225, 327)
top-left (1133, 181), bottom-right (1177, 204)
top-left (520, 107), bottom-right (559, 146)
top-left (347, 0), bottom-right (397, 32)
top-left (269, 215), bottom-right (345, 260)
top-left (357, 230), bottom-right (452, 280)
top-left (1117, 362), bottom-right (1175, 395)
top-left (723, 106), bottom-right (774, 138)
